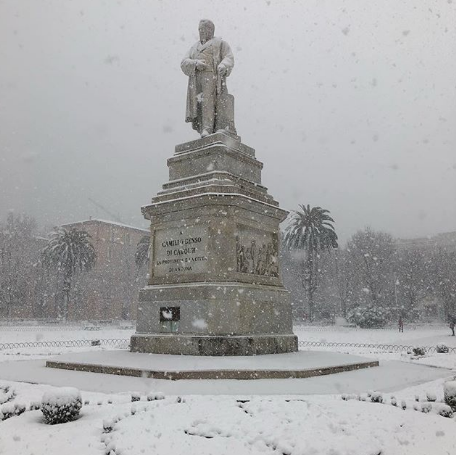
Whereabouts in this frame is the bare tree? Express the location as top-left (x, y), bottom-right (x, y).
top-left (429, 247), bottom-right (456, 321)
top-left (344, 228), bottom-right (396, 324)
top-left (0, 214), bottom-right (37, 318)
top-left (396, 248), bottom-right (430, 319)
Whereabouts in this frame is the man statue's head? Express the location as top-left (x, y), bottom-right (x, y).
top-left (199, 19), bottom-right (215, 44)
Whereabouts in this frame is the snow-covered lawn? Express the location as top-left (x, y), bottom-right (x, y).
top-left (0, 326), bottom-right (132, 362)
top-left (0, 326), bottom-right (134, 344)
top-left (1, 381), bottom-right (456, 455)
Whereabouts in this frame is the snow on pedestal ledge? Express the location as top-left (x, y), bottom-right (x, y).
top-left (45, 349), bottom-right (379, 380)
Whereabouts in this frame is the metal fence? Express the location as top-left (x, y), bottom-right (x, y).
top-left (297, 340), bottom-right (456, 354)
top-left (1, 338), bottom-right (455, 354)
top-left (0, 338), bottom-right (130, 350)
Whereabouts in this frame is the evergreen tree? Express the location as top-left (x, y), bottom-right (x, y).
top-left (42, 228), bottom-right (96, 320)
top-left (284, 205), bottom-right (338, 321)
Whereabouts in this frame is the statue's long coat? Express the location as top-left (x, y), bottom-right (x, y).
top-left (181, 38), bottom-right (234, 130)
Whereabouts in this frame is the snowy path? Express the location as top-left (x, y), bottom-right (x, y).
top-left (0, 358), bottom-right (450, 396)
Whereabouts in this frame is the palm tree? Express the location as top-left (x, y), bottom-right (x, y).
top-left (135, 235), bottom-right (150, 269)
top-left (284, 205), bottom-right (338, 321)
top-left (42, 227), bottom-right (96, 320)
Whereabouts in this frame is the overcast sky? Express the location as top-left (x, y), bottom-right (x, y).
top-left (0, 0), bottom-right (455, 243)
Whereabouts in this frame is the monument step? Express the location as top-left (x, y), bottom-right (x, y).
top-left (162, 170), bottom-right (268, 193)
top-left (45, 350), bottom-right (379, 379)
top-left (152, 183), bottom-right (277, 206)
top-left (142, 192), bottom-right (288, 221)
top-left (168, 142), bottom-right (263, 184)
top-left (174, 132), bottom-right (253, 157)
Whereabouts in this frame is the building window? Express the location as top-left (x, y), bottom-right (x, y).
top-left (159, 307), bottom-right (180, 333)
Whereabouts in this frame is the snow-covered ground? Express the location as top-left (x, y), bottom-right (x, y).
top-left (294, 324), bottom-right (456, 370)
top-left (1, 380), bottom-right (455, 454)
top-left (0, 326), bottom-right (134, 344)
top-left (1, 324), bottom-right (455, 454)
top-left (0, 326), bottom-right (132, 362)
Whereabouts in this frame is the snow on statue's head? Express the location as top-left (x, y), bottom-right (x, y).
top-left (199, 19), bottom-right (215, 44)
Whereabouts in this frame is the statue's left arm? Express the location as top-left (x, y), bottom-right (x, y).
top-left (181, 45), bottom-right (198, 76)
top-left (218, 40), bottom-right (234, 77)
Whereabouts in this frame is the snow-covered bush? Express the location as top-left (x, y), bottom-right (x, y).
top-left (0, 402), bottom-right (25, 420)
top-left (413, 347), bottom-right (426, 357)
top-left (436, 343), bottom-right (449, 354)
top-left (103, 419), bottom-right (115, 433)
top-left (414, 394), bottom-right (420, 402)
top-left (391, 397), bottom-right (397, 407)
top-left (131, 392), bottom-right (141, 402)
top-left (436, 404), bottom-right (454, 418)
top-left (370, 392), bottom-right (383, 403)
top-left (348, 306), bottom-right (388, 328)
top-left (1, 403), bottom-right (15, 420)
top-left (443, 381), bottom-right (456, 411)
top-left (0, 386), bottom-right (15, 404)
top-left (426, 392), bottom-right (437, 402)
top-left (342, 394), bottom-right (358, 401)
top-left (103, 414), bottom-right (124, 433)
top-left (341, 394), bottom-right (358, 401)
top-left (421, 402), bottom-right (432, 413)
top-left (14, 403), bottom-right (26, 416)
top-left (41, 387), bottom-right (82, 425)
top-left (401, 400), bottom-right (407, 410)
top-left (147, 392), bottom-right (165, 401)
top-left (30, 401), bottom-right (41, 411)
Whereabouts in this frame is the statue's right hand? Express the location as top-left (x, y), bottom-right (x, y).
top-left (195, 60), bottom-right (207, 71)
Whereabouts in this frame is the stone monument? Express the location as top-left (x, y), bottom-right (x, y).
top-left (130, 20), bottom-right (298, 356)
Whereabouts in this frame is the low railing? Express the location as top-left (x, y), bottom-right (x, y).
top-left (0, 339), bottom-right (130, 350)
top-left (0, 339), bottom-right (454, 355)
top-left (298, 340), bottom-right (456, 354)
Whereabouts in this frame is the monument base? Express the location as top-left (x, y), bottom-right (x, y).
top-left (130, 334), bottom-right (298, 356)
top-left (45, 350), bottom-right (379, 380)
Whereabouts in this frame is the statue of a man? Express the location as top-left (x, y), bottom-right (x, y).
top-left (181, 20), bottom-right (237, 137)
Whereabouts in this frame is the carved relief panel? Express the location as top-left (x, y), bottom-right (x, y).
top-left (235, 225), bottom-right (279, 277)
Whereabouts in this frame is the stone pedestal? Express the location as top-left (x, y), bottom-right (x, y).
top-left (130, 132), bottom-right (298, 355)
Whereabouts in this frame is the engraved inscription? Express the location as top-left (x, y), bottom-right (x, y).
top-left (154, 226), bottom-right (208, 276)
top-left (236, 226), bottom-right (279, 277)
